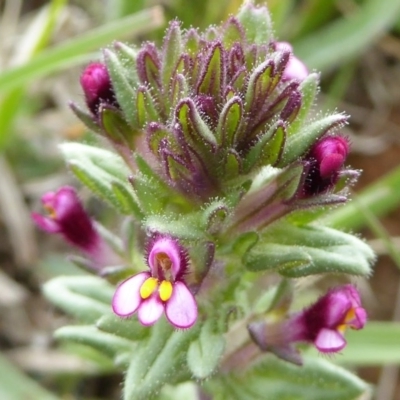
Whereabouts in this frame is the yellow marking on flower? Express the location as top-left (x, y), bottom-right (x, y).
top-left (344, 307), bottom-right (356, 323)
top-left (140, 277), bottom-right (158, 299)
top-left (337, 324), bottom-right (347, 334)
top-left (44, 205), bottom-right (57, 219)
top-left (159, 280), bottom-right (173, 301)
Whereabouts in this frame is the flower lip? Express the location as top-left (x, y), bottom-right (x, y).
top-left (248, 284), bottom-right (367, 361)
top-left (147, 235), bottom-right (188, 281)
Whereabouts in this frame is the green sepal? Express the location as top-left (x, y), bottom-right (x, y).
top-left (187, 319), bottom-right (225, 379)
top-left (287, 73), bottom-right (319, 136)
top-left (69, 102), bottom-right (103, 134)
top-left (162, 21), bottom-right (183, 90)
top-left (232, 231), bottom-right (259, 256)
top-left (59, 142), bottom-right (133, 213)
top-left (43, 276), bottom-right (113, 324)
top-left (223, 150), bottom-right (242, 180)
top-left (111, 180), bottom-right (143, 218)
top-left (171, 73), bottom-right (189, 110)
top-left (55, 325), bottom-right (135, 362)
top-left (244, 222), bottom-right (375, 277)
top-left (123, 319), bottom-right (200, 400)
top-left (96, 314), bottom-right (150, 342)
top-left (236, 3), bottom-right (273, 46)
top-left (145, 214), bottom-right (205, 241)
top-left (280, 113), bottom-right (347, 166)
top-left (202, 199), bottom-right (230, 235)
top-left (222, 17), bottom-right (245, 49)
top-left (104, 49), bottom-right (138, 127)
top-left (198, 42), bottom-right (224, 101)
top-left (100, 107), bottom-right (135, 146)
top-left (113, 41), bottom-right (138, 79)
top-left (245, 60), bottom-right (275, 113)
top-left (184, 28), bottom-right (200, 57)
top-left (205, 356), bottom-right (369, 400)
top-left (243, 122), bottom-right (286, 172)
top-left (176, 99), bottom-right (217, 149)
top-left (131, 173), bottom-right (168, 215)
top-left (136, 87), bottom-right (159, 127)
top-left (216, 95), bottom-right (243, 146)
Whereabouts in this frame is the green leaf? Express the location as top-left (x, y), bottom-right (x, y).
top-left (287, 73), bottom-right (319, 137)
top-left (236, 3), bottom-right (273, 46)
top-left (111, 181), bottom-right (143, 218)
top-left (104, 49), bottom-right (138, 127)
top-left (198, 43), bottom-right (224, 100)
top-left (55, 325), bottom-right (134, 361)
top-left (222, 17), bottom-right (245, 49)
top-left (187, 320), bottom-right (225, 379)
top-left (176, 99), bottom-right (217, 149)
top-left (96, 314), bottom-right (150, 342)
top-left (244, 122), bottom-right (286, 171)
top-left (216, 96), bottom-right (243, 146)
top-left (244, 223), bottom-right (375, 277)
top-left (59, 142), bottom-right (134, 212)
top-left (162, 21), bottom-right (183, 90)
top-left (123, 319), bottom-right (199, 400)
top-left (43, 276), bottom-right (113, 323)
top-left (280, 113), bottom-right (346, 166)
top-left (205, 356), bottom-right (369, 400)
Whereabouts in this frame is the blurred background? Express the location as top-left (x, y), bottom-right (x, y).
top-left (1, 0), bottom-right (400, 399)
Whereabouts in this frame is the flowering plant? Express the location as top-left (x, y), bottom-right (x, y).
top-left (35, 2), bottom-right (375, 399)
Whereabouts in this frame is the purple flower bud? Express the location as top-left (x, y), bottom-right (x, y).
top-left (32, 186), bottom-right (118, 269)
top-left (249, 284), bottom-right (367, 362)
top-left (302, 135), bottom-right (350, 196)
top-left (112, 235), bottom-right (197, 329)
top-left (275, 42), bottom-right (308, 81)
top-left (80, 62), bottom-right (117, 116)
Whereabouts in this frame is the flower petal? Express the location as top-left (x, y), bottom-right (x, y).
top-left (138, 295), bottom-right (164, 326)
top-left (112, 272), bottom-right (150, 317)
top-left (31, 213), bottom-right (61, 233)
top-left (165, 282), bottom-right (197, 329)
top-left (315, 328), bottom-right (346, 353)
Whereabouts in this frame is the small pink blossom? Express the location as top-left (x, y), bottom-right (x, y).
top-left (112, 235), bottom-right (197, 329)
top-left (249, 285), bottom-right (367, 364)
top-left (80, 62), bottom-right (117, 116)
top-left (275, 41), bottom-right (308, 81)
top-left (303, 135), bottom-right (350, 196)
top-left (32, 186), bottom-right (118, 269)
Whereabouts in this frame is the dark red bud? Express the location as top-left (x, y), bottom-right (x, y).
top-left (303, 135), bottom-right (350, 196)
top-left (80, 63), bottom-right (116, 115)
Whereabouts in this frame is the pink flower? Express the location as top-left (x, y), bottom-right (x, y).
top-left (302, 135), bottom-right (350, 196)
top-left (288, 284), bottom-right (367, 353)
top-left (80, 62), bottom-right (117, 116)
top-left (32, 186), bottom-right (118, 269)
top-left (249, 285), bottom-right (367, 363)
top-left (112, 235), bottom-right (197, 329)
top-left (275, 41), bottom-right (308, 81)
